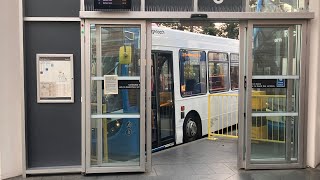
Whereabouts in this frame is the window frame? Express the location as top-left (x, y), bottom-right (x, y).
top-left (207, 51), bottom-right (230, 93)
top-left (179, 49), bottom-right (207, 98)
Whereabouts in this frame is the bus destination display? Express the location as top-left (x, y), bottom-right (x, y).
top-left (94, 0), bottom-right (131, 9)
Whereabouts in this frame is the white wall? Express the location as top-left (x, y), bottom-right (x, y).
top-left (0, 0), bottom-right (24, 179)
top-left (307, 0), bottom-right (320, 168)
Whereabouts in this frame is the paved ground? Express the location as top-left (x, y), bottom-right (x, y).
top-left (9, 138), bottom-right (320, 180)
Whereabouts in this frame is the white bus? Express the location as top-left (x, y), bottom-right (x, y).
top-left (151, 26), bottom-right (240, 150)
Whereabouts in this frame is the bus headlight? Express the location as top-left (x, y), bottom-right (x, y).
top-left (108, 120), bottom-right (122, 137)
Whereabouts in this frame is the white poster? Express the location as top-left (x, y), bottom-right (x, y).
top-left (104, 75), bottom-right (118, 95)
top-left (37, 54), bottom-right (74, 103)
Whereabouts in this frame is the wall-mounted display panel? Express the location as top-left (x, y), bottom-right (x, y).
top-left (36, 54), bottom-right (74, 103)
top-left (85, 0), bottom-right (140, 11)
top-left (94, 0), bottom-right (131, 9)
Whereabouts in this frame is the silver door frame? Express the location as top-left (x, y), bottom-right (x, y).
top-left (83, 19), bottom-right (148, 173)
top-left (238, 20), bottom-right (247, 169)
top-left (242, 20), bottom-right (307, 169)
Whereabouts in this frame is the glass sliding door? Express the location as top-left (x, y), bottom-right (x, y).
top-left (244, 21), bottom-right (306, 169)
top-left (84, 21), bottom-right (146, 173)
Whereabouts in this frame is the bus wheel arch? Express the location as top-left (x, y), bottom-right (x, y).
top-left (183, 110), bottom-right (202, 143)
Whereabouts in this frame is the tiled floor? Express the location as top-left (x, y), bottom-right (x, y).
top-left (9, 138), bottom-right (320, 180)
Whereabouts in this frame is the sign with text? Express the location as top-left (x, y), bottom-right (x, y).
top-left (118, 80), bottom-right (140, 89)
top-left (37, 54), bottom-right (74, 103)
top-left (104, 75), bottom-right (119, 94)
top-left (94, 0), bottom-right (131, 9)
top-left (252, 79), bottom-right (287, 88)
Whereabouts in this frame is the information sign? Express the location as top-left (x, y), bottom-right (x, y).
top-left (104, 75), bottom-right (119, 94)
top-left (94, 0), bottom-right (131, 9)
top-left (252, 79), bottom-right (287, 88)
top-left (118, 80), bottom-right (140, 89)
top-left (37, 54), bottom-right (74, 103)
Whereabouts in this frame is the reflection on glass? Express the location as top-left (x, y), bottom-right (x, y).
top-left (251, 80), bottom-right (299, 113)
top-left (91, 118), bottom-right (140, 166)
top-left (252, 26), bottom-right (301, 76)
top-left (249, 0), bottom-right (305, 12)
top-left (90, 26), bottom-right (141, 77)
top-left (91, 80), bottom-right (140, 115)
top-left (251, 116), bottom-right (298, 162)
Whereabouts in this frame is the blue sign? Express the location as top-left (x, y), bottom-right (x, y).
top-left (277, 79), bottom-right (286, 88)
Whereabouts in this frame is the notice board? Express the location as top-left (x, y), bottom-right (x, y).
top-left (36, 54), bottom-right (74, 103)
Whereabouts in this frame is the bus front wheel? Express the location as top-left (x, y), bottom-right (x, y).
top-left (183, 113), bottom-right (201, 143)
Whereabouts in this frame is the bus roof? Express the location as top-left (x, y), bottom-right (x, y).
top-left (152, 27), bottom-right (239, 53)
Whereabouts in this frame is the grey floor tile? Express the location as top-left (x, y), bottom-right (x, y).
top-left (196, 174), bottom-right (234, 180)
top-left (189, 164), bottom-right (216, 175)
top-left (23, 175), bottom-right (43, 180)
top-left (223, 163), bottom-right (238, 173)
top-left (235, 171), bottom-right (282, 180)
top-left (171, 175), bottom-right (208, 180)
top-left (116, 174), bottom-right (148, 180)
top-left (207, 163), bottom-right (235, 175)
top-left (12, 139), bottom-right (320, 180)
top-left (153, 164), bottom-right (196, 176)
top-left (41, 175), bottom-right (63, 180)
top-left (62, 174), bottom-right (87, 180)
top-left (151, 176), bottom-right (173, 180)
top-left (310, 173), bottom-right (320, 180)
top-left (7, 176), bottom-right (23, 180)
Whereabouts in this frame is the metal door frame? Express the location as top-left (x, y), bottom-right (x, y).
top-left (240, 20), bottom-right (307, 169)
top-left (83, 19), bottom-right (148, 173)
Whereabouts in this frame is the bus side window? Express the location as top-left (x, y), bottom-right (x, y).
top-left (179, 49), bottom-right (207, 97)
top-left (230, 53), bottom-right (239, 90)
top-left (208, 52), bottom-right (229, 93)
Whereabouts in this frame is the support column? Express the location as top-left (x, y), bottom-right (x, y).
top-left (0, 0), bottom-right (24, 178)
top-left (307, 0), bottom-right (320, 168)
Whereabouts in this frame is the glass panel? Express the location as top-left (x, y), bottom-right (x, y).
top-left (249, 0), bottom-right (305, 12)
top-left (252, 26), bottom-right (301, 76)
top-left (151, 54), bottom-right (158, 146)
top-left (89, 25), bottom-right (142, 168)
top-left (249, 25), bottom-right (302, 165)
top-left (91, 26), bottom-right (141, 77)
top-left (91, 118), bottom-right (140, 166)
top-left (152, 52), bottom-right (175, 148)
top-left (91, 80), bottom-right (140, 115)
top-left (250, 116), bottom-right (298, 162)
top-left (179, 50), bottom-right (207, 97)
top-left (208, 52), bottom-right (229, 93)
top-left (251, 80), bottom-right (299, 113)
top-left (157, 53), bottom-right (174, 140)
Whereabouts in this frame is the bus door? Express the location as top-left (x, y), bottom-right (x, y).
top-left (151, 51), bottom-right (175, 149)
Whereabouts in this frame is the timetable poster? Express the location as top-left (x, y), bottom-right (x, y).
top-left (37, 55), bottom-right (74, 102)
